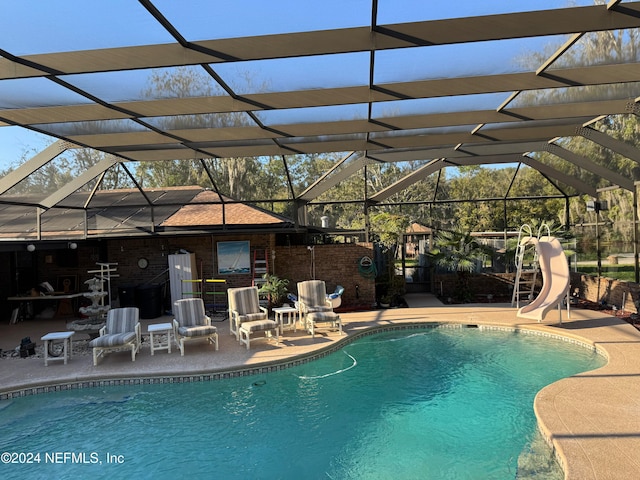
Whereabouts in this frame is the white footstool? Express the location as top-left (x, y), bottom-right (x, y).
top-left (306, 312), bottom-right (342, 338)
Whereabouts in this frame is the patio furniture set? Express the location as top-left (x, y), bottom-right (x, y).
top-left (41, 280), bottom-right (343, 366)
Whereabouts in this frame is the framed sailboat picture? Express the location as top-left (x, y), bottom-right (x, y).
top-left (217, 241), bottom-right (251, 275)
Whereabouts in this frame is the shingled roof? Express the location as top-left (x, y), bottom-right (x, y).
top-left (161, 190), bottom-right (292, 228)
top-left (0, 186), bottom-right (293, 241)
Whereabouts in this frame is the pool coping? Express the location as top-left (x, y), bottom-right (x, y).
top-left (1, 303), bottom-right (639, 479)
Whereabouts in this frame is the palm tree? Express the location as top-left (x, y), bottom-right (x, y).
top-left (429, 229), bottom-right (492, 302)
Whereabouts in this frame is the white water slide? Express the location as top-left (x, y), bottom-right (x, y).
top-left (517, 237), bottom-right (570, 322)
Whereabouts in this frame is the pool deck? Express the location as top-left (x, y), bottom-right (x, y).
top-left (1, 294), bottom-right (639, 480)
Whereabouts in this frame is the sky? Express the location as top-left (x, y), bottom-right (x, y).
top-left (0, 127), bottom-right (54, 171)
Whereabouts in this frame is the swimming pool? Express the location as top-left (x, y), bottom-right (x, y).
top-left (0, 326), bottom-right (605, 479)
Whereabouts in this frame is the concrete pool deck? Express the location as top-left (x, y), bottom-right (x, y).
top-left (1, 294), bottom-right (639, 479)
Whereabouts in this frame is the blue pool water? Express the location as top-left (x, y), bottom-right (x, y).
top-left (0, 327), bottom-right (605, 479)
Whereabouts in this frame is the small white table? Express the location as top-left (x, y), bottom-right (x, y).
top-left (41, 331), bottom-right (74, 366)
top-left (148, 322), bottom-right (173, 355)
top-left (272, 306), bottom-right (299, 335)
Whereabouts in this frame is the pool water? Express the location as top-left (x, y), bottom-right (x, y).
top-left (0, 327), bottom-right (605, 479)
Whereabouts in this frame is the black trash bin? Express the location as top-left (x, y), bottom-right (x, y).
top-left (136, 284), bottom-right (162, 319)
top-left (118, 284), bottom-right (137, 307)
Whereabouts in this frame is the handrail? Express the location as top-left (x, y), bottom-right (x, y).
top-left (537, 222), bottom-right (551, 240)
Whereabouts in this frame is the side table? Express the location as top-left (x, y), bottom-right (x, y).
top-left (41, 331), bottom-right (74, 366)
top-left (148, 322), bottom-right (173, 355)
top-left (272, 306), bottom-right (299, 335)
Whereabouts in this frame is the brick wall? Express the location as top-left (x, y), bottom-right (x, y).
top-left (106, 234), bottom-right (274, 310)
top-left (273, 243), bottom-right (375, 310)
top-left (102, 236), bottom-right (374, 311)
top-left (17, 236), bottom-right (640, 316)
top-left (571, 272), bottom-right (640, 312)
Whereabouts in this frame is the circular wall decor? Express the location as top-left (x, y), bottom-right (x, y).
top-left (137, 257), bottom-right (149, 269)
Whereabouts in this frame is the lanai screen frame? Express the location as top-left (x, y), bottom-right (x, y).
top-left (1, 1), bottom-right (640, 262)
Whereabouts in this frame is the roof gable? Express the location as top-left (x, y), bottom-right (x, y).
top-left (161, 190), bottom-right (291, 227)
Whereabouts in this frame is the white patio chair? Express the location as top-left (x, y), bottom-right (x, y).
top-left (297, 280), bottom-right (342, 338)
top-left (173, 298), bottom-right (219, 356)
top-left (228, 286), bottom-right (279, 350)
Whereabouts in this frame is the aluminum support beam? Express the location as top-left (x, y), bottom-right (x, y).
top-left (546, 143), bottom-right (634, 191)
top-left (39, 156), bottom-right (119, 209)
top-left (443, 154), bottom-right (525, 167)
top-left (635, 183), bottom-right (639, 283)
top-left (3, 3), bottom-right (640, 81)
top-left (0, 140), bottom-right (78, 195)
top-left (36, 207), bottom-right (42, 241)
top-left (299, 153), bottom-right (367, 201)
top-left (369, 159), bottom-right (443, 203)
top-left (577, 126), bottom-right (640, 164)
top-left (520, 156), bottom-right (598, 197)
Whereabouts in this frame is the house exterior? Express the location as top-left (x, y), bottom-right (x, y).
top-left (0, 187), bottom-right (375, 319)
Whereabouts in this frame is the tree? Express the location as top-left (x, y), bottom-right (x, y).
top-left (136, 66), bottom-right (268, 199)
top-left (506, 2), bottom-right (640, 247)
top-left (0, 144), bottom-right (134, 196)
top-left (71, 148), bottom-right (131, 190)
top-left (504, 219), bottom-right (576, 271)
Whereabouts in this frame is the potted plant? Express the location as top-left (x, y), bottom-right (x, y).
top-left (257, 274), bottom-right (289, 308)
top-left (379, 294), bottom-right (392, 308)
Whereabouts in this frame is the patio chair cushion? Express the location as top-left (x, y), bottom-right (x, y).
top-left (175, 298), bottom-right (208, 327)
top-left (89, 331), bottom-right (137, 348)
top-left (105, 307), bottom-right (139, 334)
top-left (237, 312), bottom-right (268, 323)
top-left (297, 280), bottom-right (333, 313)
top-left (178, 325), bottom-right (218, 337)
top-left (172, 298), bottom-right (219, 355)
top-left (306, 305), bottom-right (333, 313)
top-left (230, 287), bottom-right (262, 316)
top-left (240, 319), bottom-right (277, 334)
top-left (307, 311), bottom-right (339, 322)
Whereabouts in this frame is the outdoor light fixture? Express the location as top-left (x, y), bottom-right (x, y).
top-left (68, 242), bottom-right (78, 250)
top-left (26, 244), bottom-right (35, 252)
top-left (586, 200), bottom-right (608, 213)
